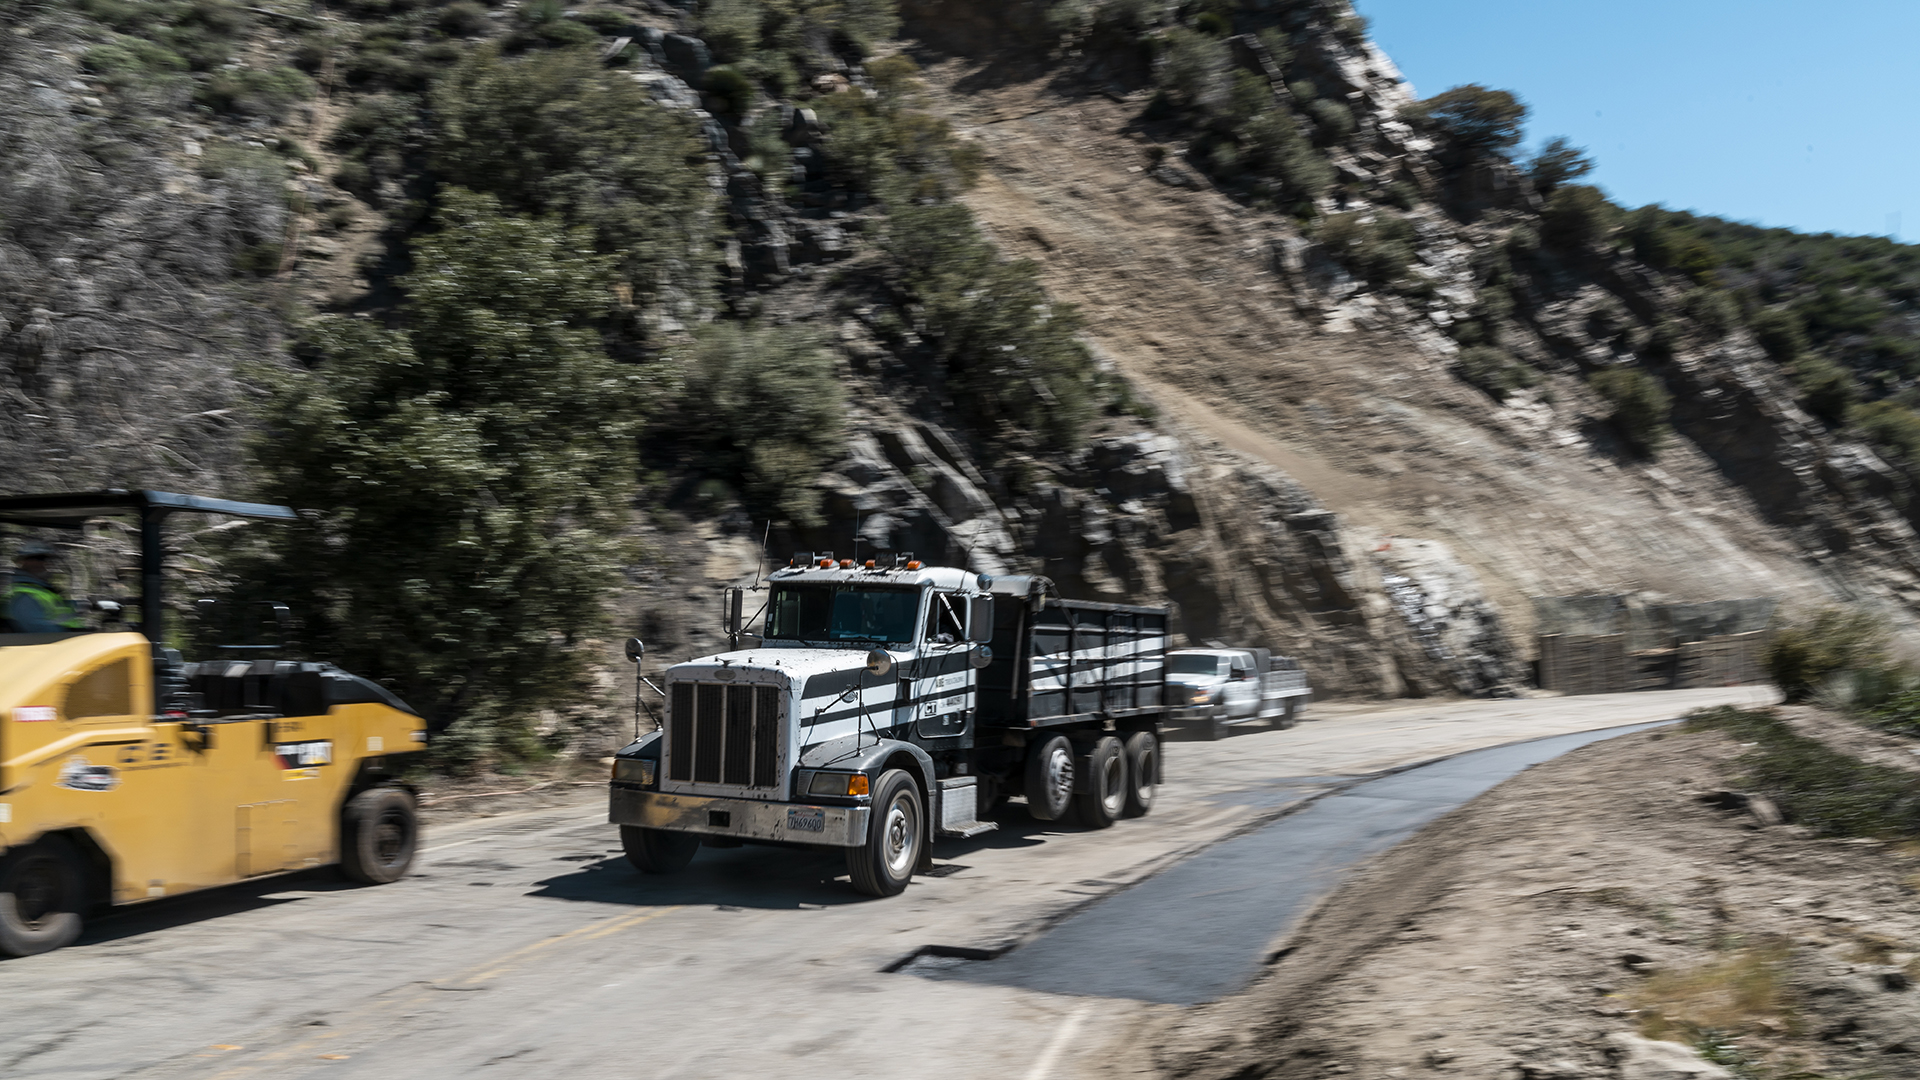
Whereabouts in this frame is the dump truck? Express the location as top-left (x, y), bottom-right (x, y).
top-left (1165, 646), bottom-right (1312, 740)
top-left (609, 555), bottom-right (1167, 896)
top-left (0, 491), bottom-right (425, 956)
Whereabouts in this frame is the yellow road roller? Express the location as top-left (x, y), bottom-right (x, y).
top-left (0, 491), bottom-right (426, 956)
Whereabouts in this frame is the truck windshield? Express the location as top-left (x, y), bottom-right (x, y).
top-left (1166, 654), bottom-right (1225, 677)
top-left (765, 584), bottom-right (922, 643)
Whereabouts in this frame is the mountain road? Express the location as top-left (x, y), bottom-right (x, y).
top-left (0, 686), bottom-right (1772, 1079)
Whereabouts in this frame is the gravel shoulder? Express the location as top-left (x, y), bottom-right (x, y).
top-left (1146, 709), bottom-right (1920, 1080)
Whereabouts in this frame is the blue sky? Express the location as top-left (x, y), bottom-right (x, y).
top-left (1355, 0), bottom-right (1919, 240)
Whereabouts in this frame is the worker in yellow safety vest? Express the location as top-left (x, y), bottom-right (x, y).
top-left (8, 541), bottom-right (84, 633)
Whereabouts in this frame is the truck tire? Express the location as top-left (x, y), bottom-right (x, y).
top-left (846, 769), bottom-right (921, 897)
top-left (621, 826), bottom-right (699, 874)
top-left (1121, 731), bottom-right (1157, 819)
top-left (340, 787), bottom-right (419, 884)
top-left (1024, 734), bottom-right (1075, 822)
top-left (1279, 699), bottom-right (1299, 729)
top-left (1074, 736), bottom-right (1126, 829)
top-left (0, 836), bottom-right (85, 957)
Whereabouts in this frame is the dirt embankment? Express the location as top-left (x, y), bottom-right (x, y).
top-left (1150, 711), bottom-right (1920, 1080)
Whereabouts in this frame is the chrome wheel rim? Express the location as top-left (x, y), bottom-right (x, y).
top-left (883, 791), bottom-right (919, 878)
top-left (1137, 748), bottom-right (1156, 804)
top-left (1045, 746), bottom-right (1074, 812)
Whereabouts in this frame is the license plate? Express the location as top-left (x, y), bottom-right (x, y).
top-left (786, 807), bottom-right (825, 833)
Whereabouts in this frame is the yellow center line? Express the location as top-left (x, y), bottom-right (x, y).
top-left (205, 905), bottom-right (682, 1079)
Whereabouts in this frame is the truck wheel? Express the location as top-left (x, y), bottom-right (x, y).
top-left (0, 836), bottom-right (85, 957)
top-left (1204, 714), bottom-right (1226, 741)
top-left (846, 769), bottom-right (921, 897)
top-left (1074, 736), bottom-right (1126, 829)
top-left (1024, 734), bottom-right (1075, 822)
top-left (1121, 731), bottom-right (1158, 819)
top-left (1280, 700), bottom-right (1299, 729)
top-left (621, 826), bottom-right (699, 874)
top-left (340, 787), bottom-right (419, 884)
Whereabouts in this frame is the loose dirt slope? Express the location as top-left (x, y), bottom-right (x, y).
top-left (909, 61), bottom-right (1850, 644)
top-left (1145, 713), bottom-right (1920, 1080)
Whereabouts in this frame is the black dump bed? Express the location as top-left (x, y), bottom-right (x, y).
top-left (975, 595), bottom-right (1168, 731)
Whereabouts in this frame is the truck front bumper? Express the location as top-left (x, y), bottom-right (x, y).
top-left (609, 785), bottom-right (870, 848)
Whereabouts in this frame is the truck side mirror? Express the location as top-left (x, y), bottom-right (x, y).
top-left (966, 595), bottom-right (994, 644)
top-left (624, 637), bottom-right (645, 664)
top-left (723, 587), bottom-right (744, 643)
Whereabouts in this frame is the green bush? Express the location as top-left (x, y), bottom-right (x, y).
top-left (196, 65), bottom-right (315, 119)
top-left (1317, 211), bottom-right (1417, 286)
top-left (1680, 288), bottom-right (1739, 340)
top-left (672, 323), bottom-right (846, 527)
top-left (1763, 607), bottom-right (1891, 703)
top-left (83, 38), bottom-right (189, 90)
top-left (1687, 707), bottom-right (1920, 838)
top-left (1406, 83), bottom-right (1526, 164)
top-left (1749, 307), bottom-right (1808, 362)
top-left (1540, 184), bottom-right (1618, 249)
top-left (884, 201), bottom-right (1099, 450)
top-left (704, 65), bottom-right (755, 117)
top-left (813, 68), bottom-right (979, 199)
top-left (1852, 400), bottom-right (1920, 465)
top-left (1526, 135), bottom-right (1593, 197)
top-left (1454, 346), bottom-right (1539, 402)
top-left (1787, 356), bottom-right (1859, 426)
top-left (432, 47), bottom-right (717, 326)
top-left (1589, 367), bottom-right (1672, 456)
top-left (1306, 97), bottom-right (1355, 143)
top-left (247, 190), bottom-right (644, 762)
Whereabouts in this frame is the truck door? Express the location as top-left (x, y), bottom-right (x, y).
top-left (909, 590), bottom-right (971, 739)
top-left (1225, 655), bottom-right (1257, 717)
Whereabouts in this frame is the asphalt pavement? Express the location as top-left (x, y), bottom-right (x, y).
top-left (0, 686), bottom-right (1773, 1079)
top-left (941, 720), bottom-right (1674, 1004)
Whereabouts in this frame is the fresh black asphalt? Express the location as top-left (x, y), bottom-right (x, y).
top-left (932, 720), bottom-right (1672, 1004)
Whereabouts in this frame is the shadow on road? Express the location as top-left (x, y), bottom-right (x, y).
top-left (37, 868), bottom-right (361, 957)
top-left (527, 806), bottom-right (1078, 908)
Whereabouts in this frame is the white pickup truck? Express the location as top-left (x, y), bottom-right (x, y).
top-left (1165, 647), bottom-right (1310, 740)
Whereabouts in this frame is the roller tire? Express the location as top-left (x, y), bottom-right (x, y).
top-left (1024, 734), bottom-right (1075, 822)
top-left (1121, 731), bottom-right (1158, 819)
top-left (622, 826), bottom-right (700, 874)
top-left (340, 787), bottom-right (418, 885)
top-left (846, 769), bottom-right (922, 897)
top-left (1074, 736), bottom-right (1126, 829)
top-left (0, 836), bottom-right (85, 957)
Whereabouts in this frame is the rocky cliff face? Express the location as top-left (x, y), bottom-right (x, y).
top-left (8, 0), bottom-right (1912, 709)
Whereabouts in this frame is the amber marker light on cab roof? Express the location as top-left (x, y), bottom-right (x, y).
top-left (864, 560), bottom-right (876, 568)
top-left (840, 559), bottom-right (854, 568)
top-left (906, 560), bottom-right (922, 570)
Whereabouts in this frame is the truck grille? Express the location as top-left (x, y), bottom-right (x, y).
top-left (666, 681), bottom-right (783, 791)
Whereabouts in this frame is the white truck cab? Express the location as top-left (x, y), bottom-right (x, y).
top-left (610, 554), bottom-right (1170, 897)
top-left (1165, 647), bottom-right (1311, 740)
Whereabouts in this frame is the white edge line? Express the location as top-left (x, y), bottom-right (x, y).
top-left (1022, 1004), bottom-right (1092, 1080)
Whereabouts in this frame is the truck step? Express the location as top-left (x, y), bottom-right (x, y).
top-left (938, 821), bottom-right (999, 839)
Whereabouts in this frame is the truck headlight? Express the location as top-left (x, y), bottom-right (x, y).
top-left (807, 772), bottom-right (870, 797)
top-left (613, 758), bottom-right (656, 786)
top-left (1186, 686), bottom-right (1212, 705)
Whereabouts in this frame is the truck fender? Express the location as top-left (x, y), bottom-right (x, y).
top-left (613, 728), bottom-right (662, 761)
top-left (799, 735), bottom-right (937, 800)
top-left (800, 735), bottom-right (937, 869)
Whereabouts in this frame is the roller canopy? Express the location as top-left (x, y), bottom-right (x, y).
top-left (0, 490), bottom-right (297, 530)
top-left (0, 490), bottom-right (297, 643)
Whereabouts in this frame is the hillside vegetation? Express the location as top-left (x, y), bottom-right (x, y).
top-left (6, 0), bottom-right (1920, 764)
